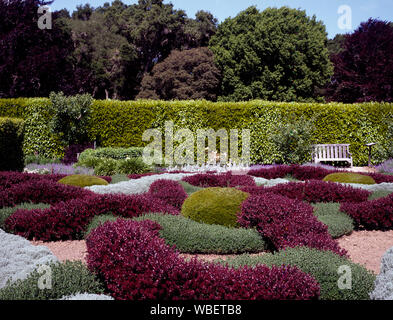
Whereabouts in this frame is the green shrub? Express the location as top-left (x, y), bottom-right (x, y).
top-left (134, 214), bottom-right (266, 254)
top-left (312, 203), bottom-right (354, 238)
top-left (84, 214), bottom-right (119, 238)
top-left (323, 172), bottom-right (376, 185)
top-left (48, 92), bottom-right (93, 145)
top-left (0, 117), bottom-right (24, 171)
top-left (0, 203), bottom-right (51, 230)
top-left (270, 117), bottom-right (315, 164)
top-left (181, 187), bottom-right (249, 228)
top-left (0, 261), bottom-right (104, 300)
top-left (368, 190), bottom-right (393, 200)
top-left (89, 147), bottom-right (144, 160)
top-left (223, 246), bottom-right (376, 300)
top-left (178, 181), bottom-right (203, 195)
top-left (93, 159), bottom-right (119, 176)
top-left (22, 101), bottom-right (65, 159)
top-left (58, 175), bottom-right (109, 188)
top-left (115, 157), bottom-right (151, 175)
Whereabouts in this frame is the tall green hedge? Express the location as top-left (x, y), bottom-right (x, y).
top-left (0, 117), bottom-right (25, 171)
top-left (1, 98), bottom-right (392, 166)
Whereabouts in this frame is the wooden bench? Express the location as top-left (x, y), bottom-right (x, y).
top-left (312, 144), bottom-right (353, 167)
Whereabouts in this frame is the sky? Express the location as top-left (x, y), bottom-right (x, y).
top-left (50, 0), bottom-right (393, 38)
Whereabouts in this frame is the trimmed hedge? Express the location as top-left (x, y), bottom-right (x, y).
top-left (223, 246), bottom-right (376, 300)
top-left (0, 117), bottom-right (24, 171)
top-left (2, 99), bottom-right (393, 165)
top-left (0, 202), bottom-right (50, 230)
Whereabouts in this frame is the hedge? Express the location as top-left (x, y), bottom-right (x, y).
top-left (0, 117), bottom-right (25, 171)
top-left (1, 99), bottom-right (393, 165)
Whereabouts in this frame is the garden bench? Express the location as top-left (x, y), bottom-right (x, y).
top-left (312, 144), bottom-right (353, 167)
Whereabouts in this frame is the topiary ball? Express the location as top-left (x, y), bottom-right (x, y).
top-left (181, 187), bottom-right (249, 228)
top-left (58, 175), bottom-right (109, 188)
top-left (323, 172), bottom-right (376, 185)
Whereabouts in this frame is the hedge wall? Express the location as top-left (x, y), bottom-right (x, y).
top-left (1, 99), bottom-right (392, 166)
top-left (0, 117), bottom-right (24, 171)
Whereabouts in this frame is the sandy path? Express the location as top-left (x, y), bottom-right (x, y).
top-left (31, 230), bottom-right (393, 274)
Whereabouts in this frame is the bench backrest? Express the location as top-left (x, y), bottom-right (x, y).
top-left (312, 144), bottom-right (351, 160)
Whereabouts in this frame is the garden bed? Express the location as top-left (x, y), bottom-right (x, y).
top-left (2, 165), bottom-right (393, 300)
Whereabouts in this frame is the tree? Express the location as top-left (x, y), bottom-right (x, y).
top-left (184, 10), bottom-right (218, 48)
top-left (326, 19), bottom-right (393, 103)
top-left (327, 34), bottom-right (346, 57)
top-left (209, 6), bottom-right (333, 102)
top-left (70, 11), bottom-right (138, 100)
top-left (0, 0), bottom-right (75, 98)
top-left (137, 47), bottom-right (221, 101)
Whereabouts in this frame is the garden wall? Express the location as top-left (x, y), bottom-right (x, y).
top-left (1, 98), bottom-right (392, 165)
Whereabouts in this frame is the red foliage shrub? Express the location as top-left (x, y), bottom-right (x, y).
top-left (5, 193), bottom-right (179, 241)
top-left (149, 180), bottom-right (187, 209)
top-left (241, 180), bottom-right (370, 203)
top-left (86, 219), bottom-right (320, 300)
top-left (341, 194), bottom-right (393, 230)
top-left (248, 165), bottom-right (292, 179)
top-left (182, 172), bottom-right (256, 188)
top-left (239, 193), bottom-right (347, 257)
top-left (367, 173), bottom-right (393, 184)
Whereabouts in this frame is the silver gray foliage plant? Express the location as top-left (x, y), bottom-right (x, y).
top-left (59, 293), bottom-right (114, 300)
top-left (370, 247), bottom-right (393, 300)
top-left (0, 228), bottom-right (58, 289)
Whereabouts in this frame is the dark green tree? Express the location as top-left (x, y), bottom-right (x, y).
top-left (137, 47), bottom-right (221, 101)
top-left (209, 6), bottom-right (333, 102)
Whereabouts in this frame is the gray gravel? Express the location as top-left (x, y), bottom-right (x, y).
top-left (0, 229), bottom-right (58, 289)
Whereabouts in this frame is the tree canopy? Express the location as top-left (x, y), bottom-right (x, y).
top-left (326, 19), bottom-right (393, 103)
top-left (137, 47), bottom-right (221, 101)
top-left (209, 6), bottom-right (333, 102)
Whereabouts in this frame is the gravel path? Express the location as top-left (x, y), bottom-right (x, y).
top-left (30, 230), bottom-right (393, 275)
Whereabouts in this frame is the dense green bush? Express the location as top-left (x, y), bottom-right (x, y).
top-left (48, 92), bottom-right (93, 145)
top-left (181, 187), bottom-right (249, 228)
top-left (0, 261), bottom-right (104, 300)
top-left (323, 172), bottom-right (376, 185)
top-left (22, 101), bottom-right (64, 159)
top-left (223, 246), bottom-right (376, 300)
top-left (0, 203), bottom-right (51, 230)
top-left (0, 117), bottom-right (24, 171)
top-left (2, 98), bottom-right (393, 166)
top-left (78, 147), bottom-right (144, 161)
top-left (312, 203), bottom-right (354, 238)
top-left (270, 117), bottom-right (315, 164)
top-left (58, 175), bottom-right (109, 188)
top-left (24, 154), bottom-right (62, 166)
top-left (92, 157), bottom-right (150, 176)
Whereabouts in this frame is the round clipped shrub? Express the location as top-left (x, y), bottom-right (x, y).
top-left (223, 246), bottom-right (376, 300)
top-left (181, 187), bottom-right (249, 228)
top-left (58, 174), bottom-right (109, 188)
top-left (149, 180), bottom-right (187, 210)
top-left (323, 172), bottom-right (376, 185)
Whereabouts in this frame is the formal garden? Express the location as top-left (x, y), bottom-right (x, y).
top-left (1, 0), bottom-right (393, 303)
